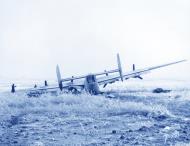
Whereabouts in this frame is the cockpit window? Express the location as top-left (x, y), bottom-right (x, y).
top-left (87, 75), bottom-right (96, 83)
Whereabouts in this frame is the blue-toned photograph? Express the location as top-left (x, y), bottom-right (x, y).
top-left (0, 0), bottom-right (190, 145)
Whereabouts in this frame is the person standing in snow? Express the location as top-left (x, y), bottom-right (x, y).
top-left (11, 84), bottom-right (16, 93)
top-left (44, 80), bottom-right (48, 86)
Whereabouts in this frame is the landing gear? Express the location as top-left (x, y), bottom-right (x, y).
top-left (68, 87), bottom-right (80, 94)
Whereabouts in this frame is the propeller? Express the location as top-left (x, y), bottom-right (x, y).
top-left (103, 84), bottom-right (107, 88)
top-left (133, 64), bottom-right (135, 71)
top-left (137, 76), bottom-right (143, 80)
top-left (104, 70), bottom-right (109, 76)
top-left (133, 64), bottom-right (143, 80)
top-left (103, 80), bottom-right (116, 88)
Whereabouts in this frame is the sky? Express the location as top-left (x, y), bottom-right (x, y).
top-left (0, 0), bottom-right (190, 81)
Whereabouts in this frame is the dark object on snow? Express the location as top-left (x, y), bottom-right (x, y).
top-left (153, 115), bottom-right (168, 121)
top-left (112, 130), bottom-right (117, 134)
top-left (138, 126), bottom-right (149, 132)
top-left (11, 84), bottom-right (16, 93)
top-left (152, 88), bottom-right (171, 93)
top-left (34, 84), bottom-right (37, 88)
top-left (27, 90), bottom-right (45, 97)
top-left (120, 135), bottom-right (125, 140)
top-left (175, 95), bottom-right (181, 99)
top-left (128, 129), bottom-right (133, 132)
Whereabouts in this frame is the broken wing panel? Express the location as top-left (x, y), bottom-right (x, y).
top-left (27, 79), bottom-right (85, 93)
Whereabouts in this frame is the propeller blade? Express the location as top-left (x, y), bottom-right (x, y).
top-left (103, 84), bottom-right (107, 88)
top-left (133, 64), bottom-right (135, 71)
top-left (137, 76), bottom-right (143, 80)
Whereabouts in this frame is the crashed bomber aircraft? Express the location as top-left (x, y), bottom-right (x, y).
top-left (12, 54), bottom-right (186, 96)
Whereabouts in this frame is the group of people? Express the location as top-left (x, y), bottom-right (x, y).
top-left (11, 80), bottom-right (48, 93)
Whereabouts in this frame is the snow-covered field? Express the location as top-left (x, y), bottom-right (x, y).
top-left (0, 79), bottom-right (190, 146)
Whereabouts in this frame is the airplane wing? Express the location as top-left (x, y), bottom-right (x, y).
top-left (56, 54), bottom-right (186, 88)
top-left (14, 78), bottom-right (84, 95)
top-left (21, 81), bottom-right (85, 97)
top-left (28, 81), bottom-right (85, 92)
top-left (97, 59), bottom-right (186, 87)
top-left (55, 64), bottom-right (120, 90)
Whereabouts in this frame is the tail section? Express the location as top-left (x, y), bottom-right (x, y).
top-left (56, 65), bottom-right (63, 90)
top-left (117, 53), bottom-right (123, 81)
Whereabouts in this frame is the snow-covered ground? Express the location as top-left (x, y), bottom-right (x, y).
top-left (0, 79), bottom-right (190, 146)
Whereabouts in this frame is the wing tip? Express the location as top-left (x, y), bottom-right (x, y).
top-left (178, 59), bottom-right (187, 63)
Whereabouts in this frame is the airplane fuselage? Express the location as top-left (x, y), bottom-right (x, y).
top-left (84, 74), bottom-right (100, 95)
top-left (65, 74), bottom-right (100, 95)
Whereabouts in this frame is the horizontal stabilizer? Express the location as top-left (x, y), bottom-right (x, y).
top-left (117, 53), bottom-right (123, 81)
